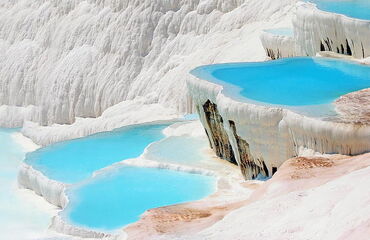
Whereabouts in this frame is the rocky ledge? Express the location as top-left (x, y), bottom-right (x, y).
top-left (335, 88), bottom-right (370, 125)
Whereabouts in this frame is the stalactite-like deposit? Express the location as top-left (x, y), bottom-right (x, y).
top-left (260, 31), bottom-right (296, 59)
top-left (260, 2), bottom-right (370, 60)
top-left (293, 2), bottom-right (370, 59)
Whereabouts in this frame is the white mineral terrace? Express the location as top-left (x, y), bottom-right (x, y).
top-left (2, 0), bottom-right (370, 239)
top-left (16, 121), bottom-right (246, 239)
top-left (0, 0), bottom-right (295, 132)
top-left (260, 28), bottom-right (296, 59)
top-left (294, 2), bottom-right (370, 58)
top-left (187, 71), bottom-right (370, 179)
top-left (261, 1), bottom-right (370, 60)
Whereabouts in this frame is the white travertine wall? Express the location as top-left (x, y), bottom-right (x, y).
top-left (260, 31), bottom-right (296, 59)
top-left (260, 2), bottom-right (370, 59)
top-left (18, 162), bottom-right (68, 208)
top-left (293, 2), bottom-right (370, 58)
top-left (187, 75), bottom-right (370, 179)
top-left (0, 0), bottom-right (295, 127)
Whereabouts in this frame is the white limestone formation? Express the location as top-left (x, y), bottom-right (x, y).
top-left (21, 97), bottom-right (180, 146)
top-left (293, 2), bottom-right (370, 58)
top-left (18, 162), bottom-right (68, 208)
top-left (260, 30), bottom-right (296, 59)
top-left (0, 105), bottom-right (39, 128)
top-left (6, 0), bottom-right (370, 238)
top-left (0, 0), bottom-right (295, 132)
top-left (50, 215), bottom-right (121, 239)
top-left (260, 2), bottom-right (370, 60)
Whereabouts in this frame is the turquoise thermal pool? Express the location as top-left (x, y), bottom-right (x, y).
top-left (264, 28), bottom-right (293, 36)
top-left (22, 121), bottom-right (217, 232)
top-left (307, 0), bottom-right (370, 20)
top-left (144, 136), bottom-right (211, 166)
top-left (63, 166), bottom-right (216, 231)
top-left (25, 123), bottom-right (170, 183)
top-left (190, 57), bottom-right (370, 107)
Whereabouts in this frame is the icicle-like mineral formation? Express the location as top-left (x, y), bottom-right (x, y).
top-left (0, 0), bottom-right (295, 127)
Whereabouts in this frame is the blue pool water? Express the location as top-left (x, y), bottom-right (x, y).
top-left (307, 0), bottom-right (370, 20)
top-left (25, 123), bottom-right (170, 183)
top-left (64, 166), bottom-right (216, 231)
top-left (145, 136), bottom-right (211, 166)
top-left (191, 57), bottom-right (370, 107)
top-left (183, 114), bottom-right (199, 120)
top-left (264, 28), bottom-right (293, 37)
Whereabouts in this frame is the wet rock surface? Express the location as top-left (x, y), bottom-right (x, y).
top-left (229, 120), bottom-right (269, 179)
top-left (202, 100), bottom-right (237, 165)
top-left (201, 100), bottom-right (270, 179)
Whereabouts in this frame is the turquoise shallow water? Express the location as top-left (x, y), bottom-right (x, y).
top-left (64, 166), bottom-right (216, 231)
top-left (191, 57), bottom-right (370, 107)
top-left (25, 123), bottom-right (170, 183)
top-left (264, 28), bottom-right (293, 36)
top-left (145, 136), bottom-right (211, 166)
top-left (24, 122), bottom-right (216, 231)
top-left (307, 0), bottom-right (370, 20)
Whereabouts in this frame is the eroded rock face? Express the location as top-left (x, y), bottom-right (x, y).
top-left (201, 100), bottom-right (271, 179)
top-left (229, 120), bottom-right (269, 179)
top-left (259, 31), bottom-right (296, 60)
top-left (265, 48), bottom-right (281, 60)
top-left (202, 100), bottom-right (237, 164)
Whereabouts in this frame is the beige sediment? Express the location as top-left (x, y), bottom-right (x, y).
top-left (125, 152), bottom-right (370, 240)
top-left (124, 154), bottom-right (255, 240)
top-left (124, 187), bottom-right (252, 240)
top-left (335, 88), bottom-right (370, 125)
top-left (248, 153), bottom-right (370, 204)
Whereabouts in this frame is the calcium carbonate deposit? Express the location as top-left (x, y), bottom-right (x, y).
top-left (3, 0), bottom-right (370, 240)
top-left (0, 0), bottom-right (294, 130)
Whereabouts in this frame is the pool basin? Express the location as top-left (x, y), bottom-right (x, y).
top-left (306, 0), bottom-right (370, 20)
top-left (263, 28), bottom-right (293, 37)
top-left (191, 57), bottom-right (370, 116)
top-left (25, 123), bottom-right (170, 183)
top-left (63, 166), bottom-right (216, 231)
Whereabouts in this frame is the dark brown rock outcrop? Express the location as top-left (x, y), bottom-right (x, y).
top-left (202, 100), bottom-right (237, 164)
top-left (229, 120), bottom-right (269, 179)
top-left (201, 100), bottom-right (270, 179)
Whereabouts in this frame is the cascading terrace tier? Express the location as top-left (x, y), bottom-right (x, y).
top-left (0, 0), bottom-right (295, 127)
top-left (188, 58), bottom-right (370, 180)
top-left (261, 1), bottom-right (370, 60)
top-left (294, 2), bottom-right (370, 58)
top-left (260, 28), bottom-right (295, 60)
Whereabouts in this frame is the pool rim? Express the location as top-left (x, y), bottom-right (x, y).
top-left (300, 1), bottom-right (370, 22)
top-left (190, 56), bottom-right (370, 112)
